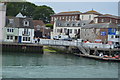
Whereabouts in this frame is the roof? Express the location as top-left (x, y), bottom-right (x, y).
top-left (33, 20), bottom-right (45, 27)
top-left (53, 11), bottom-right (81, 16)
top-left (16, 12), bottom-right (26, 18)
top-left (55, 20), bottom-right (93, 27)
top-left (6, 16), bottom-right (34, 29)
top-left (95, 14), bottom-right (120, 19)
top-left (81, 23), bottom-right (119, 29)
top-left (83, 10), bottom-right (101, 15)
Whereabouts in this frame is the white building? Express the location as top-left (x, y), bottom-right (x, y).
top-left (80, 10), bottom-right (102, 23)
top-left (0, 3), bottom-right (6, 42)
top-left (3, 13), bottom-right (34, 43)
top-left (51, 20), bottom-right (94, 39)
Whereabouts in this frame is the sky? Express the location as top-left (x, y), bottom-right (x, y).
top-left (30, 2), bottom-right (119, 16)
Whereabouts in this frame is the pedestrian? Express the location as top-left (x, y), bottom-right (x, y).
top-left (37, 37), bottom-right (40, 44)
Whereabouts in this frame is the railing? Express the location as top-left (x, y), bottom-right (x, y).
top-left (39, 39), bottom-right (114, 49)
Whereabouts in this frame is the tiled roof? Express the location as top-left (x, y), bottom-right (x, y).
top-left (33, 20), bottom-right (45, 27)
top-left (53, 11), bottom-right (81, 16)
top-left (95, 14), bottom-right (120, 19)
top-left (83, 10), bottom-right (101, 15)
top-left (81, 23), bottom-right (119, 29)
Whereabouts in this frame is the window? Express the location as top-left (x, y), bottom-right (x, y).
top-left (9, 19), bottom-right (14, 24)
top-left (101, 19), bottom-right (104, 22)
top-left (58, 23), bottom-right (61, 26)
top-left (89, 15), bottom-right (91, 20)
top-left (7, 28), bottom-right (14, 32)
top-left (116, 20), bottom-right (118, 24)
top-left (74, 29), bottom-right (77, 34)
top-left (10, 36), bottom-right (13, 39)
top-left (11, 29), bottom-right (14, 32)
top-left (111, 35), bottom-right (114, 38)
top-left (115, 35), bottom-right (119, 38)
top-left (28, 37), bottom-right (30, 41)
top-left (23, 20), bottom-right (29, 26)
top-left (64, 28), bottom-right (67, 33)
top-left (23, 37), bottom-right (30, 41)
top-left (23, 28), bottom-right (29, 35)
top-left (59, 17), bottom-right (61, 20)
top-left (23, 37), bottom-right (26, 41)
top-left (7, 29), bottom-right (9, 32)
top-left (69, 29), bottom-right (72, 34)
top-left (67, 24), bottom-right (70, 26)
top-left (72, 24), bottom-right (75, 26)
top-left (6, 35), bottom-right (13, 40)
top-left (57, 29), bottom-right (60, 33)
top-left (78, 23), bottom-right (80, 26)
top-left (7, 36), bottom-right (9, 39)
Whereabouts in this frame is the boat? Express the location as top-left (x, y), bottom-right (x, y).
top-left (74, 53), bottom-right (120, 62)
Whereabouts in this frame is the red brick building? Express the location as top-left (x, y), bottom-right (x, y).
top-left (95, 14), bottom-right (120, 24)
top-left (51, 11), bottom-right (81, 24)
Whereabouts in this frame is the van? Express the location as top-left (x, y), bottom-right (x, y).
top-left (53, 35), bottom-right (71, 41)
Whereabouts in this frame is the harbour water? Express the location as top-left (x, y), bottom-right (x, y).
top-left (2, 50), bottom-right (119, 78)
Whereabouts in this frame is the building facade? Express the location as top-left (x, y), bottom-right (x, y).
top-left (81, 23), bottom-right (120, 45)
top-left (51, 11), bottom-right (81, 24)
top-left (51, 20), bottom-right (94, 39)
top-left (80, 10), bottom-right (102, 21)
top-left (0, 3), bottom-right (6, 42)
top-left (33, 20), bottom-right (52, 39)
top-left (95, 14), bottom-right (120, 24)
top-left (3, 14), bottom-right (34, 43)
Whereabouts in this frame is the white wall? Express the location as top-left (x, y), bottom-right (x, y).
top-left (19, 28), bottom-right (34, 43)
top-left (0, 3), bottom-right (6, 42)
top-left (52, 26), bottom-right (81, 38)
top-left (80, 14), bottom-right (98, 21)
top-left (108, 35), bottom-right (120, 42)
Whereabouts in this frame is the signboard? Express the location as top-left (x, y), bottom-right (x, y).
top-left (101, 31), bottom-right (106, 36)
top-left (108, 28), bottom-right (116, 35)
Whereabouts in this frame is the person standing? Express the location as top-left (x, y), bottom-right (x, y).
top-left (37, 37), bottom-right (40, 44)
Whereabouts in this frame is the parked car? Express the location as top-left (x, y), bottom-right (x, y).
top-left (63, 38), bottom-right (72, 41)
top-left (53, 35), bottom-right (69, 40)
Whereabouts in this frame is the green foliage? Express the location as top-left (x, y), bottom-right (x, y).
top-left (33, 5), bottom-right (54, 23)
top-left (6, 2), bottom-right (55, 23)
top-left (45, 24), bottom-right (53, 29)
top-left (6, 2), bottom-right (37, 17)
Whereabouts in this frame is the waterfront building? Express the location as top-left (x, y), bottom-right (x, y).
top-left (0, 3), bottom-right (6, 42)
top-left (33, 20), bottom-right (52, 39)
top-left (51, 20), bottom-right (94, 39)
top-left (51, 11), bottom-right (81, 24)
top-left (3, 13), bottom-right (34, 43)
top-left (95, 14), bottom-right (120, 24)
top-left (80, 23), bottom-right (120, 45)
top-left (80, 9), bottom-right (102, 21)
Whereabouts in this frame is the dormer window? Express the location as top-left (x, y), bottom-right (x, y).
top-left (9, 19), bottom-right (14, 24)
top-left (72, 24), bottom-right (75, 26)
top-left (23, 20), bottom-right (29, 26)
top-left (78, 23), bottom-right (80, 26)
top-left (67, 24), bottom-right (69, 26)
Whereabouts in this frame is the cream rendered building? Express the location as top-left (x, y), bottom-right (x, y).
top-left (0, 3), bottom-right (6, 42)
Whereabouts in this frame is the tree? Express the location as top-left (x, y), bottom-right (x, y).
top-left (33, 5), bottom-right (55, 23)
top-left (6, 2), bottom-right (37, 18)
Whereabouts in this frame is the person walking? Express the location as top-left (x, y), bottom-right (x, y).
top-left (37, 37), bottom-right (40, 44)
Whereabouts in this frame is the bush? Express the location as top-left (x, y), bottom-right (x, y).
top-left (46, 24), bottom-right (53, 29)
